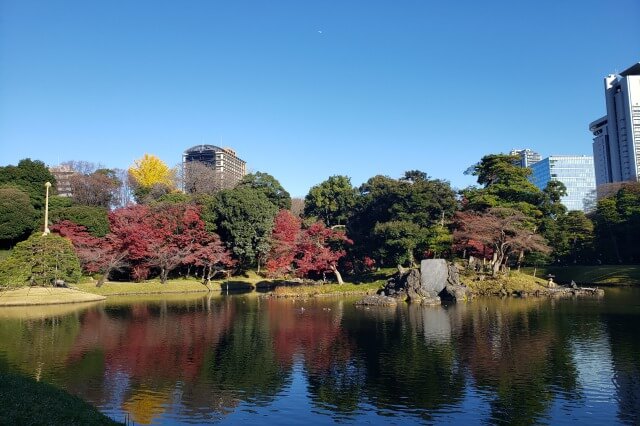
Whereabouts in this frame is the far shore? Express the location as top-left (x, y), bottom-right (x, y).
top-left (1, 264), bottom-right (638, 307)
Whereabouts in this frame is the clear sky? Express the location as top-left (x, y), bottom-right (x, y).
top-left (1, 0), bottom-right (638, 197)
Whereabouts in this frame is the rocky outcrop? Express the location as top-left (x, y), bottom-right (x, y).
top-left (355, 295), bottom-right (399, 306)
top-left (379, 268), bottom-right (441, 305)
top-left (440, 284), bottom-right (472, 302)
top-left (356, 260), bottom-right (472, 306)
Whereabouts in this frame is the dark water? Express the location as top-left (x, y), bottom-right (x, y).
top-left (1, 289), bottom-right (639, 425)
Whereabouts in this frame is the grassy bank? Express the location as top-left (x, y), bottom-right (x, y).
top-left (269, 282), bottom-right (383, 298)
top-left (75, 278), bottom-right (215, 296)
top-left (75, 269), bottom-right (392, 297)
top-left (0, 287), bottom-right (105, 307)
top-left (463, 271), bottom-right (550, 295)
top-left (520, 265), bottom-right (640, 286)
top-left (0, 371), bottom-right (120, 425)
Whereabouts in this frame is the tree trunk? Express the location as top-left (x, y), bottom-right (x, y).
top-left (96, 273), bottom-right (108, 287)
top-left (202, 265), bottom-right (210, 285)
top-left (491, 252), bottom-right (500, 276)
top-left (408, 249), bottom-right (416, 268)
top-left (330, 265), bottom-right (344, 285)
top-left (160, 268), bottom-right (168, 284)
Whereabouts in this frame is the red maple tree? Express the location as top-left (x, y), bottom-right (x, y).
top-left (294, 222), bottom-right (352, 284)
top-left (265, 210), bottom-right (301, 277)
top-left (51, 220), bottom-right (128, 286)
top-left (454, 207), bottom-right (550, 275)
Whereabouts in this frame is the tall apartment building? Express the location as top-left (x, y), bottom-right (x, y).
top-left (529, 156), bottom-right (596, 212)
top-left (182, 145), bottom-right (246, 192)
top-left (510, 148), bottom-right (541, 168)
top-left (49, 164), bottom-right (76, 197)
top-left (589, 62), bottom-right (640, 187)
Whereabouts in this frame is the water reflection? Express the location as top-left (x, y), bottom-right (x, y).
top-left (0, 290), bottom-right (638, 425)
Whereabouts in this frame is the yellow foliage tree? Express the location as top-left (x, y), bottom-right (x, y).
top-left (128, 154), bottom-right (175, 189)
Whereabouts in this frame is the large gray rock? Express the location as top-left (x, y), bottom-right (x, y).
top-left (421, 260), bottom-right (470, 303)
top-left (420, 259), bottom-right (449, 294)
top-left (378, 268), bottom-right (441, 305)
top-left (440, 284), bottom-right (472, 302)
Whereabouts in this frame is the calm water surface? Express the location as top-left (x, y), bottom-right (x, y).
top-left (1, 289), bottom-right (639, 425)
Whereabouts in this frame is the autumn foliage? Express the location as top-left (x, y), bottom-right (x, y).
top-left (454, 208), bottom-right (550, 275)
top-left (265, 210), bottom-right (301, 276)
top-left (265, 210), bottom-right (352, 283)
top-left (53, 203), bottom-right (233, 284)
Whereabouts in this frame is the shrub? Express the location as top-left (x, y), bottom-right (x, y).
top-left (0, 234), bottom-right (81, 287)
top-left (0, 186), bottom-right (37, 243)
top-left (49, 205), bottom-right (110, 237)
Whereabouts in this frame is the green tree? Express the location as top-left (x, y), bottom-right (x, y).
top-left (304, 175), bottom-right (358, 226)
top-left (541, 180), bottom-right (568, 218)
top-left (238, 172), bottom-right (291, 210)
top-left (0, 158), bottom-right (57, 209)
top-left (373, 221), bottom-right (425, 266)
top-left (156, 192), bottom-right (193, 204)
top-left (559, 211), bottom-right (594, 264)
top-left (463, 154), bottom-right (542, 215)
top-left (592, 183), bottom-right (640, 263)
top-left (207, 187), bottom-right (278, 270)
top-left (0, 187), bottom-right (37, 245)
top-left (0, 234), bottom-right (81, 287)
top-left (348, 172), bottom-right (457, 266)
top-left (49, 205), bottom-right (110, 237)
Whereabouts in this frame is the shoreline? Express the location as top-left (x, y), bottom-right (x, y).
top-left (0, 267), bottom-right (630, 307)
top-left (0, 287), bottom-right (105, 307)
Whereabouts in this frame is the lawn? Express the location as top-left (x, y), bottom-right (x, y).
top-left (520, 265), bottom-right (640, 286)
top-left (75, 278), bottom-right (214, 295)
top-left (270, 281), bottom-right (383, 298)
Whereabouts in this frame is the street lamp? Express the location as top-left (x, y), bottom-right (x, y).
top-left (42, 181), bottom-right (51, 236)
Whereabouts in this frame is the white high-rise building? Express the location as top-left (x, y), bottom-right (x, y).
top-left (509, 148), bottom-right (541, 168)
top-left (589, 62), bottom-right (640, 187)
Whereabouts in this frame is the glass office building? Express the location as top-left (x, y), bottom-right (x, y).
top-left (529, 156), bottom-right (596, 212)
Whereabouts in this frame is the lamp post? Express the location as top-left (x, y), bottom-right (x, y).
top-left (42, 181), bottom-right (51, 236)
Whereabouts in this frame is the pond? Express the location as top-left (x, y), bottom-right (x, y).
top-left (0, 289), bottom-right (639, 425)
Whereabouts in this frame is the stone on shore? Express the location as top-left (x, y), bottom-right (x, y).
top-left (355, 295), bottom-right (398, 306)
top-left (377, 268), bottom-right (442, 305)
top-left (440, 284), bottom-right (472, 302)
top-left (420, 259), bottom-right (449, 295)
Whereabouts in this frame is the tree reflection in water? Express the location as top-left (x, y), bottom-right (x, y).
top-left (0, 291), bottom-right (638, 424)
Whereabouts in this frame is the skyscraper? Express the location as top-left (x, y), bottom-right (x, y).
top-left (510, 149), bottom-right (541, 168)
top-left (589, 62), bottom-right (640, 187)
top-left (529, 156), bottom-right (596, 212)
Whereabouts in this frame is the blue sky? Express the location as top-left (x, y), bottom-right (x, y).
top-left (1, 0), bottom-right (638, 197)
